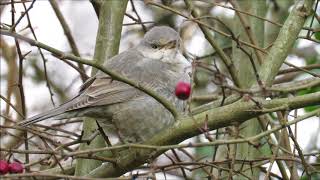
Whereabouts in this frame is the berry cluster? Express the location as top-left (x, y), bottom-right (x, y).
top-left (0, 160), bottom-right (24, 175)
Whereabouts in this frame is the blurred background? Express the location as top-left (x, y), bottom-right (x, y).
top-left (1, 0), bottom-right (320, 179)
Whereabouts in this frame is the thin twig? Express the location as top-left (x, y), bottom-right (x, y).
top-left (49, 0), bottom-right (88, 82)
top-left (129, 0), bottom-right (147, 32)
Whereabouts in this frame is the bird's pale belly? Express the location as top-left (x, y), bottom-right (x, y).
top-left (94, 95), bottom-right (182, 143)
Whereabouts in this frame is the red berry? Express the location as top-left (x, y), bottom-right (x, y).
top-left (8, 162), bottom-right (24, 174)
top-left (175, 81), bottom-right (191, 100)
top-left (0, 160), bottom-right (9, 175)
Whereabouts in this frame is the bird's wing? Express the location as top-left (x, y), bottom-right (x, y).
top-left (19, 50), bottom-right (144, 126)
top-left (64, 48), bottom-right (180, 111)
top-left (19, 49), bottom-right (184, 126)
top-left (64, 49), bottom-right (147, 111)
top-left (65, 77), bottom-right (140, 111)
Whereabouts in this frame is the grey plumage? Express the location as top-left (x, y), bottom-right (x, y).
top-left (19, 26), bottom-right (190, 142)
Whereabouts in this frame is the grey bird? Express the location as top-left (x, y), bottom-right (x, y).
top-left (19, 26), bottom-right (190, 143)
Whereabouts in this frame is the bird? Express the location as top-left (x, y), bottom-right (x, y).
top-left (19, 26), bottom-right (190, 143)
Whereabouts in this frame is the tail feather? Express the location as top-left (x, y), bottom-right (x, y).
top-left (18, 101), bottom-right (76, 127)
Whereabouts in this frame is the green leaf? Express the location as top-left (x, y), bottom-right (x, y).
top-left (306, 56), bottom-right (318, 65)
top-left (315, 32), bottom-right (320, 40)
top-left (298, 86), bottom-right (320, 112)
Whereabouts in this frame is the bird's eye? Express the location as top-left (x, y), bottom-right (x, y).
top-left (151, 44), bottom-right (158, 49)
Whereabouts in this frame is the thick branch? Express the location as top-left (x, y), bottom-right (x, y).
top-left (87, 92), bottom-right (320, 177)
top-left (75, 0), bottom-right (128, 176)
top-left (258, 0), bottom-right (315, 87)
top-left (91, 0), bottom-right (128, 75)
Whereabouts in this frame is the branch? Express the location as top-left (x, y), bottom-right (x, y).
top-left (257, 0), bottom-right (315, 87)
top-left (183, 0), bottom-right (241, 87)
top-left (87, 92), bottom-right (320, 177)
top-left (74, 0), bottom-right (128, 176)
top-left (49, 0), bottom-right (88, 82)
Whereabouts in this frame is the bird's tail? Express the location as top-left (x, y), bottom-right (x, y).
top-left (18, 99), bottom-right (78, 127)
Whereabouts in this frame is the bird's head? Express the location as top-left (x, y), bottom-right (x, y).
top-left (137, 26), bottom-right (182, 63)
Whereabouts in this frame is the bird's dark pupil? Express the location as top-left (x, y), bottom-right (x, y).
top-left (151, 44), bottom-right (158, 49)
